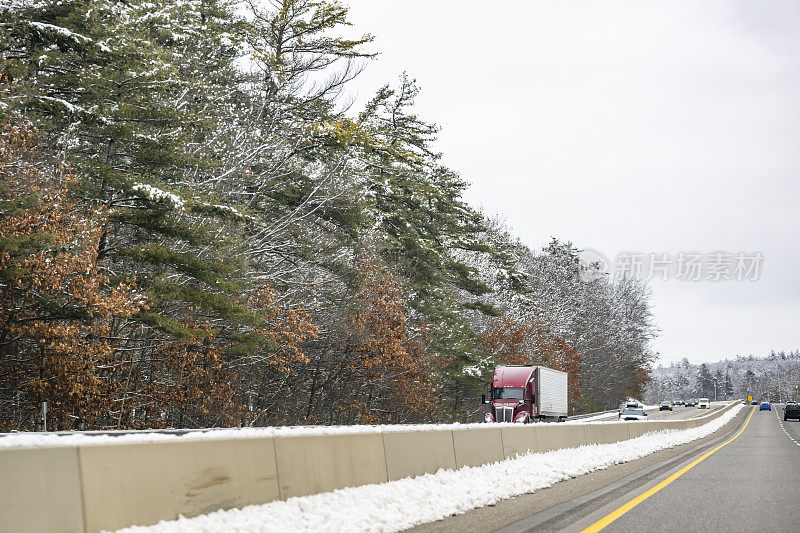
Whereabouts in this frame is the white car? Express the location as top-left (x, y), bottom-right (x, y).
top-left (697, 398), bottom-right (710, 409)
top-left (619, 407), bottom-right (648, 421)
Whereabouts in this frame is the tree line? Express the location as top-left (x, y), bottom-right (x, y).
top-left (0, 0), bottom-right (657, 431)
top-left (645, 351), bottom-right (800, 403)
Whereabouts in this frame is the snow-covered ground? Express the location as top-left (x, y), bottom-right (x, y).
top-left (114, 404), bottom-right (744, 533)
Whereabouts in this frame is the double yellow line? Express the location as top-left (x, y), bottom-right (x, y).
top-left (580, 406), bottom-right (756, 533)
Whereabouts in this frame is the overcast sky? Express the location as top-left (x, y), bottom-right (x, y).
top-left (341, 0), bottom-right (800, 366)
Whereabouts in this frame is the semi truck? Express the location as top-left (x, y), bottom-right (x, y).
top-left (482, 365), bottom-right (568, 423)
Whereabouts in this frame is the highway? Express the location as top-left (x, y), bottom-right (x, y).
top-left (414, 403), bottom-right (800, 533)
top-left (581, 402), bottom-right (723, 423)
top-left (635, 403), bottom-right (721, 422)
top-left (567, 405), bottom-right (800, 532)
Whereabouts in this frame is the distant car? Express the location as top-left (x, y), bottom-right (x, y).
top-left (686, 398), bottom-right (697, 407)
top-left (697, 398), bottom-right (710, 409)
top-left (659, 401), bottom-right (673, 411)
top-left (619, 407), bottom-right (648, 421)
top-left (673, 399), bottom-right (684, 406)
top-left (784, 403), bottom-right (800, 421)
top-left (759, 402), bottom-right (771, 411)
top-left (619, 401), bottom-right (641, 412)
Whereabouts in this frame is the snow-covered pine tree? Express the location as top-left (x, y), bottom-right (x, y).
top-left (1, 1), bottom-right (317, 427)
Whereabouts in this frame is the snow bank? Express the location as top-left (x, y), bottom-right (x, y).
top-left (115, 404), bottom-right (744, 533)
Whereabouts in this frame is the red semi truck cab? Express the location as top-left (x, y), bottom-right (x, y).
top-left (482, 365), bottom-right (568, 423)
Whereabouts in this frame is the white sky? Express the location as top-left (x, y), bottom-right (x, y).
top-left (341, 0), bottom-right (800, 365)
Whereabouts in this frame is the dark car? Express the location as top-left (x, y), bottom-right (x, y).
top-left (685, 399), bottom-right (697, 407)
top-left (659, 401), bottom-right (673, 411)
top-left (784, 403), bottom-right (800, 421)
top-left (673, 399), bottom-right (685, 406)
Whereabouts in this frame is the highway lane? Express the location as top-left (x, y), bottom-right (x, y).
top-left (563, 405), bottom-right (800, 532)
top-left (587, 402), bottom-right (724, 423)
top-left (645, 403), bottom-right (721, 421)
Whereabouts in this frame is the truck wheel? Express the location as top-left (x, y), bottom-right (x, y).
top-left (785, 415), bottom-right (788, 421)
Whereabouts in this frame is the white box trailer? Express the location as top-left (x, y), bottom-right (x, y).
top-left (534, 365), bottom-right (569, 418)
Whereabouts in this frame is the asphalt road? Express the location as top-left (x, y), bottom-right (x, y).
top-left (644, 403), bottom-right (721, 421)
top-left (565, 405), bottom-right (800, 532)
top-left (589, 402), bottom-right (724, 423)
top-left (527, 405), bottom-right (799, 532)
top-left (414, 404), bottom-right (800, 533)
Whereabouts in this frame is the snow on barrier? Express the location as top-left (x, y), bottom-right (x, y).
top-left (0, 402), bottom-right (740, 533)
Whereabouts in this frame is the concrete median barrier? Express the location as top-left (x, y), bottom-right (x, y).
top-left (644, 421), bottom-right (666, 433)
top-left (560, 424), bottom-right (588, 448)
top-left (602, 423), bottom-right (631, 444)
top-left (582, 424), bottom-right (607, 444)
top-left (624, 422), bottom-right (643, 438)
top-left (382, 430), bottom-right (457, 481)
top-left (534, 424), bottom-right (565, 452)
top-left (500, 425), bottom-right (539, 458)
top-left (0, 446), bottom-right (84, 533)
top-left (79, 437), bottom-right (280, 533)
top-left (452, 427), bottom-right (504, 468)
top-left (0, 401), bottom-right (742, 532)
top-left (275, 432), bottom-right (387, 498)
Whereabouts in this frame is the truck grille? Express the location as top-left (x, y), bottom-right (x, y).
top-left (495, 406), bottom-right (514, 422)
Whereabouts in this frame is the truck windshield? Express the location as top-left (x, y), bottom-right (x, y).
top-left (492, 387), bottom-right (524, 400)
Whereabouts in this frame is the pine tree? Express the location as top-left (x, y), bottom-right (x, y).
top-left (357, 75), bottom-right (496, 380)
top-left (724, 368), bottom-right (734, 399)
top-left (713, 368), bottom-right (724, 400)
top-left (697, 363), bottom-right (713, 397)
top-left (1, 1), bottom-right (318, 427)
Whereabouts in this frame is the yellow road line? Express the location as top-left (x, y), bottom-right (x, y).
top-left (580, 406), bottom-right (756, 533)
